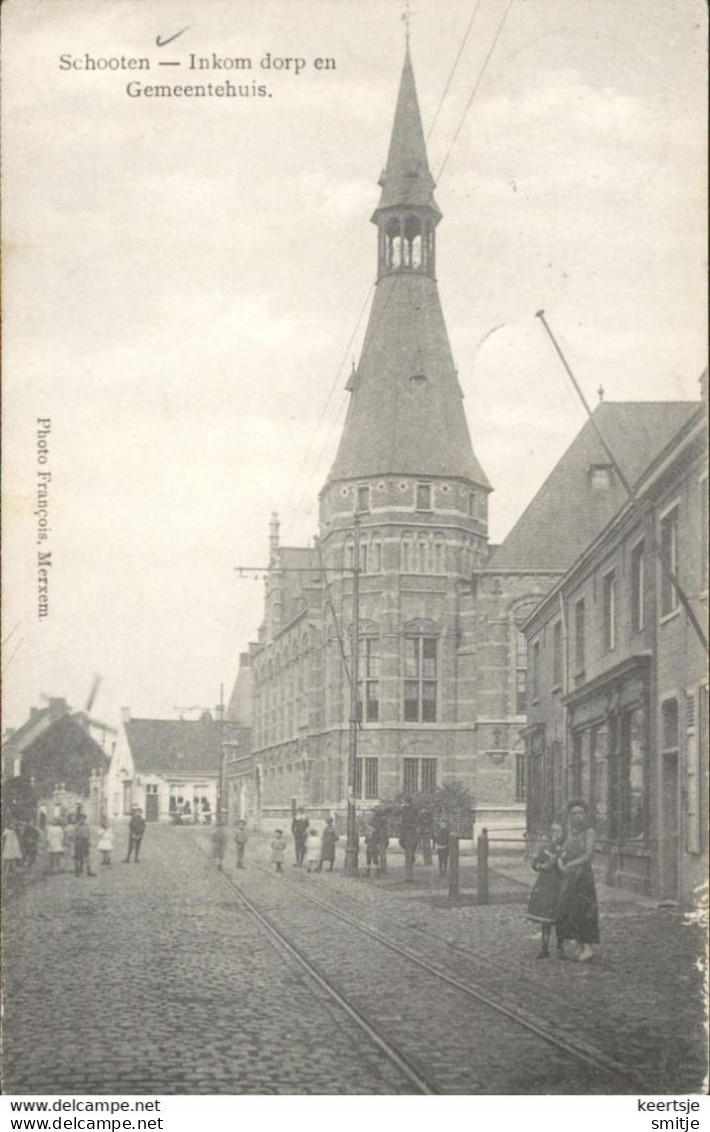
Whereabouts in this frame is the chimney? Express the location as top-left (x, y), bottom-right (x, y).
top-left (48, 697), bottom-right (66, 722)
top-left (30, 707), bottom-right (41, 721)
top-left (121, 707), bottom-right (131, 723)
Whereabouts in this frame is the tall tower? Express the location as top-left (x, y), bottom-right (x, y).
top-left (317, 46), bottom-right (492, 803)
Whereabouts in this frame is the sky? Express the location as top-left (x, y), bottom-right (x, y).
top-left (1, 0), bottom-right (706, 735)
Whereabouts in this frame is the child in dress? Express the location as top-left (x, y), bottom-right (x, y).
top-left (526, 821), bottom-right (565, 958)
top-left (305, 826), bottom-right (322, 872)
top-left (97, 819), bottom-right (114, 866)
top-left (270, 830), bottom-right (287, 873)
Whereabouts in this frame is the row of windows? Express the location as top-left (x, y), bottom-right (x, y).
top-left (528, 503), bottom-right (699, 700)
top-left (259, 756), bottom-right (438, 801)
top-left (352, 482), bottom-right (485, 518)
top-left (342, 533), bottom-right (479, 575)
top-left (257, 633), bottom-right (440, 740)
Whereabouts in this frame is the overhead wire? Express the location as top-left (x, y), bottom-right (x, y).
top-left (425, 0), bottom-right (485, 144)
top-left (435, 0), bottom-right (516, 185)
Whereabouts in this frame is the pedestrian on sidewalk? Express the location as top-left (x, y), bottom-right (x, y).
top-left (124, 806), bottom-right (146, 863)
top-left (270, 830), bottom-right (287, 873)
top-left (556, 800), bottom-right (600, 963)
top-left (526, 821), bottom-right (565, 958)
top-left (2, 822), bottom-right (23, 872)
top-left (434, 823), bottom-right (450, 874)
top-left (318, 818), bottom-right (339, 872)
top-left (305, 826), bottom-right (322, 872)
top-left (234, 820), bottom-right (248, 868)
top-left (97, 818), bottom-right (114, 866)
top-left (74, 814), bottom-right (95, 877)
top-left (291, 807), bottom-right (309, 867)
top-left (364, 822), bottom-right (380, 877)
top-left (46, 819), bottom-right (65, 871)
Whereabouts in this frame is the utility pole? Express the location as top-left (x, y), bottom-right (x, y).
top-left (345, 515), bottom-right (361, 877)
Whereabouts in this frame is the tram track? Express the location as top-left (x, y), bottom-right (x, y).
top-left (196, 838), bottom-right (647, 1093)
top-left (196, 842), bottom-right (436, 1093)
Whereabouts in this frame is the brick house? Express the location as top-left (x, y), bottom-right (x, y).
top-left (521, 392), bottom-right (707, 905)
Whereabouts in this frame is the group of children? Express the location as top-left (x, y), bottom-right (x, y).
top-left (270, 816), bottom-right (340, 873)
top-left (2, 812), bottom-right (117, 877)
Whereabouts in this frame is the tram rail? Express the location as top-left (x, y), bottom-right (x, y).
top-left (196, 837), bottom-right (648, 1093)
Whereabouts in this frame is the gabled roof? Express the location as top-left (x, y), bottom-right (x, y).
top-left (373, 47), bottom-right (440, 218)
top-left (488, 402), bottom-right (698, 571)
top-left (124, 716), bottom-right (225, 777)
top-left (326, 273), bottom-right (490, 486)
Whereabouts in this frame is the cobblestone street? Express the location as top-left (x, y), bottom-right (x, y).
top-left (2, 825), bottom-right (706, 1095)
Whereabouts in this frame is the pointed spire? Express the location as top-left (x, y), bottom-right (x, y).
top-left (374, 46), bottom-right (441, 218)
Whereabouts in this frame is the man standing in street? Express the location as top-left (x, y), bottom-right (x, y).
top-left (124, 806), bottom-right (146, 863)
top-left (291, 807), bottom-right (309, 867)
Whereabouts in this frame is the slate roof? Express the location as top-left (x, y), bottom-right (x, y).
top-left (326, 273), bottom-right (490, 487)
top-left (124, 716), bottom-right (224, 776)
top-left (487, 402), bottom-right (698, 571)
top-left (374, 47), bottom-right (440, 218)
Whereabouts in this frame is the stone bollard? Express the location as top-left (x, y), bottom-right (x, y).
top-left (477, 827), bottom-right (489, 904)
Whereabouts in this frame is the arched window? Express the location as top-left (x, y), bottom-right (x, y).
top-left (370, 534), bottom-right (382, 573)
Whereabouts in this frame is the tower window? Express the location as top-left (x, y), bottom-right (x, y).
top-left (416, 483), bottom-right (432, 511)
top-left (357, 484), bottom-right (370, 512)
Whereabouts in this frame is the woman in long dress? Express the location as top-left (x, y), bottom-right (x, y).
top-left (556, 799), bottom-right (600, 962)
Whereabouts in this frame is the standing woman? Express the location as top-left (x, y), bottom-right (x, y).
top-left (557, 800), bottom-right (600, 962)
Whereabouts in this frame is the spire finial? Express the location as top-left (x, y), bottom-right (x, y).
top-left (402, 1), bottom-right (412, 47)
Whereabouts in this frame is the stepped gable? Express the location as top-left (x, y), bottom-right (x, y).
top-left (488, 401), bottom-right (698, 572)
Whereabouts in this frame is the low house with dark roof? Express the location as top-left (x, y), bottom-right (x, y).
top-left (1, 698), bottom-right (109, 825)
top-left (520, 394), bottom-right (707, 905)
top-left (109, 710), bottom-right (236, 823)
